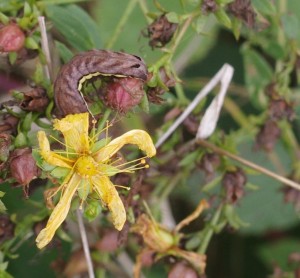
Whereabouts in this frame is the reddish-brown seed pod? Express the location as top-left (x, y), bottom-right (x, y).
top-left (9, 148), bottom-right (39, 186)
top-left (0, 24), bottom-right (25, 52)
top-left (104, 77), bottom-right (144, 113)
top-left (54, 50), bottom-right (148, 116)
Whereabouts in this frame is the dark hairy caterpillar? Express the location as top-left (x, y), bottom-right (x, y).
top-left (54, 49), bottom-right (148, 116)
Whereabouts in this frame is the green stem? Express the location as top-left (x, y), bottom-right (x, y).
top-left (157, 173), bottom-right (182, 203)
top-left (138, 0), bottom-right (152, 24)
top-left (105, 0), bottom-right (138, 49)
top-left (223, 98), bottom-right (253, 132)
top-left (174, 82), bottom-right (189, 104)
top-left (198, 204), bottom-right (223, 254)
top-left (97, 109), bottom-right (111, 134)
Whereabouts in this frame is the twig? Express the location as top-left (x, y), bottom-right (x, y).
top-left (38, 16), bottom-right (52, 81)
top-left (76, 209), bottom-right (95, 278)
top-left (196, 139), bottom-right (300, 191)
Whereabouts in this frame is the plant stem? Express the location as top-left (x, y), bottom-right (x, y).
top-left (198, 204), bottom-right (223, 254)
top-left (196, 139), bottom-right (300, 191)
top-left (97, 109), bottom-right (111, 134)
top-left (105, 0), bottom-right (138, 49)
top-left (38, 16), bottom-right (52, 81)
top-left (223, 97), bottom-right (253, 132)
top-left (76, 209), bottom-right (95, 278)
top-left (138, 0), bottom-right (152, 24)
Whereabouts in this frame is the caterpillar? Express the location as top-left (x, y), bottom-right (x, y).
top-left (54, 49), bottom-right (148, 116)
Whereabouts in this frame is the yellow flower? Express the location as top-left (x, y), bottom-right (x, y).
top-left (36, 113), bottom-right (156, 249)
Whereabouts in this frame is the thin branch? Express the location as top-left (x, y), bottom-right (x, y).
top-left (38, 16), bottom-right (52, 81)
top-left (76, 209), bottom-right (95, 278)
top-left (105, 0), bottom-right (138, 49)
top-left (196, 139), bottom-right (300, 191)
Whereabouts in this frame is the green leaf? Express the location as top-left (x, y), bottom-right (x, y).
top-left (22, 112), bottom-right (33, 132)
top-left (0, 270), bottom-right (13, 278)
top-left (241, 46), bottom-right (273, 108)
top-left (263, 41), bottom-right (286, 60)
top-left (232, 17), bottom-right (242, 40)
top-left (90, 138), bottom-right (109, 153)
top-left (46, 4), bottom-right (102, 51)
top-left (214, 9), bottom-right (232, 29)
top-left (165, 12), bottom-right (180, 24)
top-left (14, 132), bottom-right (27, 148)
top-left (281, 14), bottom-right (300, 40)
top-left (0, 199), bottom-right (6, 213)
top-left (224, 204), bottom-right (249, 229)
top-left (84, 200), bottom-right (102, 222)
top-left (192, 16), bottom-right (207, 35)
top-left (252, 0), bottom-right (276, 15)
top-left (50, 167), bottom-right (70, 179)
top-left (0, 12), bottom-right (9, 24)
top-left (139, 93), bottom-right (149, 113)
top-left (258, 238), bottom-right (300, 271)
top-left (179, 151), bottom-right (199, 167)
top-left (8, 52), bottom-right (17, 65)
top-left (55, 41), bottom-right (73, 63)
top-left (24, 37), bottom-right (39, 49)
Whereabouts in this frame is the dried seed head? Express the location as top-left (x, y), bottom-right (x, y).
top-left (0, 24), bottom-right (25, 52)
top-left (222, 167), bottom-right (247, 205)
top-left (227, 0), bottom-right (256, 28)
top-left (104, 77), bottom-right (145, 113)
top-left (131, 214), bottom-right (176, 253)
top-left (283, 186), bottom-right (300, 212)
top-left (147, 67), bottom-right (176, 104)
top-left (9, 148), bottom-right (40, 186)
top-left (20, 87), bottom-right (49, 112)
top-left (199, 152), bottom-right (221, 180)
top-left (146, 14), bottom-right (178, 49)
top-left (268, 99), bottom-right (295, 121)
top-left (201, 0), bottom-right (218, 13)
top-left (0, 133), bottom-right (11, 162)
top-left (0, 114), bottom-right (19, 134)
top-left (255, 120), bottom-right (281, 152)
top-left (0, 215), bottom-right (15, 244)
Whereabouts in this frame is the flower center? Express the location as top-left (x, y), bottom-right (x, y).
top-left (75, 156), bottom-right (98, 177)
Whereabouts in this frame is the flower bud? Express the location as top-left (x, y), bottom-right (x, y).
top-left (0, 24), bottom-right (25, 52)
top-left (104, 77), bottom-right (144, 113)
top-left (9, 148), bottom-right (39, 186)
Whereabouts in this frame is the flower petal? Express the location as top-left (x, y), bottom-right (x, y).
top-left (38, 131), bottom-right (73, 168)
top-left (36, 172), bottom-right (81, 248)
top-left (53, 113), bottom-right (90, 154)
top-left (91, 175), bottom-right (126, 231)
top-left (93, 130), bottom-right (156, 162)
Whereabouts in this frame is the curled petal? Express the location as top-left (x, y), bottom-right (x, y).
top-left (53, 113), bottom-right (89, 154)
top-left (36, 173), bottom-right (81, 248)
top-left (93, 130), bottom-right (156, 162)
top-left (38, 131), bottom-right (73, 168)
top-left (92, 175), bottom-right (126, 230)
